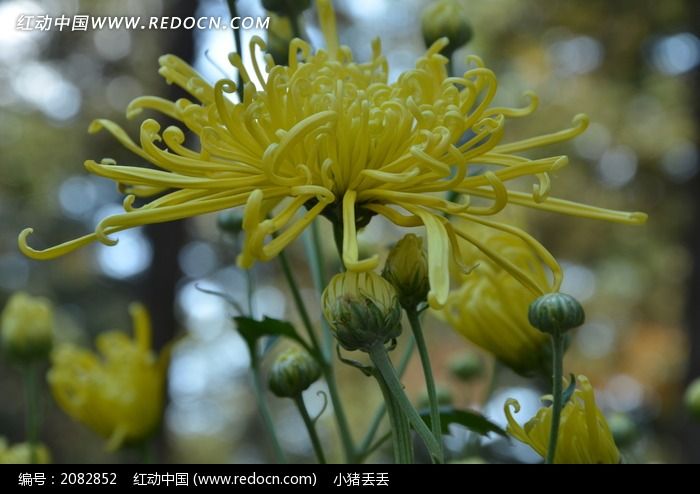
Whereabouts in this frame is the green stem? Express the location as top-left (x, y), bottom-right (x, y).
top-left (23, 365), bottom-right (39, 464)
top-left (374, 371), bottom-right (413, 463)
top-left (279, 235), bottom-right (355, 462)
top-left (307, 221), bottom-right (328, 293)
top-left (546, 331), bottom-right (565, 465)
top-left (293, 396), bottom-right (327, 464)
top-left (368, 343), bottom-right (444, 464)
top-left (287, 11), bottom-right (302, 40)
top-left (359, 337), bottom-right (415, 457)
top-left (446, 51), bottom-right (455, 78)
top-left (332, 222), bottom-right (344, 270)
top-left (485, 360), bottom-right (501, 401)
top-left (278, 250), bottom-right (321, 355)
top-left (140, 441), bottom-right (153, 464)
top-left (359, 432), bottom-right (391, 462)
top-left (226, 0), bottom-right (244, 102)
top-left (250, 352), bottom-right (287, 463)
top-left (322, 364), bottom-right (355, 462)
top-left (307, 221), bottom-right (332, 359)
top-left (307, 221), bottom-right (355, 461)
top-left (407, 309), bottom-right (443, 458)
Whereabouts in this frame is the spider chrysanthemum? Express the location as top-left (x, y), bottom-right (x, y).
top-left (19, 0), bottom-right (645, 308)
top-left (505, 375), bottom-right (620, 464)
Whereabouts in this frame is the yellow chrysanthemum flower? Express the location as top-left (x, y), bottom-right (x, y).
top-left (439, 227), bottom-right (550, 375)
top-left (18, 0), bottom-right (645, 308)
top-left (0, 437), bottom-right (51, 464)
top-left (48, 303), bottom-right (169, 451)
top-left (505, 375), bottom-right (620, 464)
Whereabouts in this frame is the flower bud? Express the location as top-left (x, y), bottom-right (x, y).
top-left (607, 412), bottom-right (638, 448)
top-left (382, 234), bottom-right (430, 310)
top-left (266, 13), bottom-right (294, 66)
top-left (1, 292), bottom-right (53, 362)
top-left (0, 437), bottom-right (51, 464)
top-left (262, 0), bottom-right (311, 16)
top-left (268, 348), bottom-right (321, 398)
top-left (685, 378), bottom-right (700, 420)
top-left (216, 210), bottom-right (243, 234)
top-left (421, 0), bottom-right (473, 55)
top-left (448, 351), bottom-right (484, 381)
top-left (528, 292), bottom-right (585, 336)
top-left (322, 271), bottom-right (402, 352)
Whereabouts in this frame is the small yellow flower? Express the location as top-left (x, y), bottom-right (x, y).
top-left (0, 437), bottom-right (51, 464)
top-left (1, 292), bottom-right (53, 362)
top-left (439, 229), bottom-right (550, 375)
top-left (504, 375), bottom-right (620, 464)
top-left (19, 0), bottom-right (645, 309)
top-left (48, 303), bottom-right (169, 451)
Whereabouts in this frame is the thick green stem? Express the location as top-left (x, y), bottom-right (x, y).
top-left (374, 371), bottom-right (413, 463)
top-left (359, 337), bottom-right (415, 457)
top-left (23, 365), bottom-right (39, 464)
top-left (368, 343), bottom-right (444, 464)
top-left (294, 395), bottom-right (327, 464)
top-left (250, 352), bottom-right (287, 463)
top-left (407, 309), bottom-right (443, 457)
top-left (546, 331), bottom-right (565, 464)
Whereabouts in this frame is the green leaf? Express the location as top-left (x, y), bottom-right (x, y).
top-left (234, 316), bottom-right (306, 355)
top-left (420, 406), bottom-right (507, 437)
top-left (561, 373), bottom-right (577, 409)
top-left (261, 335), bottom-right (282, 356)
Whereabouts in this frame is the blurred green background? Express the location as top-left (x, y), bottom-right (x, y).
top-left (0, 0), bottom-right (698, 463)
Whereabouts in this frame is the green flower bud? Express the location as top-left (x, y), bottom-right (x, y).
top-left (418, 385), bottom-right (453, 410)
top-left (1, 292), bottom-right (54, 362)
top-left (261, 0), bottom-right (311, 16)
top-left (607, 413), bottom-right (638, 448)
top-left (528, 292), bottom-right (585, 335)
top-left (685, 378), bottom-right (700, 420)
top-left (448, 351), bottom-right (484, 381)
top-left (421, 0), bottom-right (473, 55)
top-left (268, 348), bottom-right (321, 398)
top-left (382, 234), bottom-right (430, 310)
top-left (322, 271), bottom-right (402, 352)
top-left (0, 437), bottom-right (52, 464)
top-left (217, 210), bottom-right (243, 234)
top-left (266, 13), bottom-right (294, 66)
